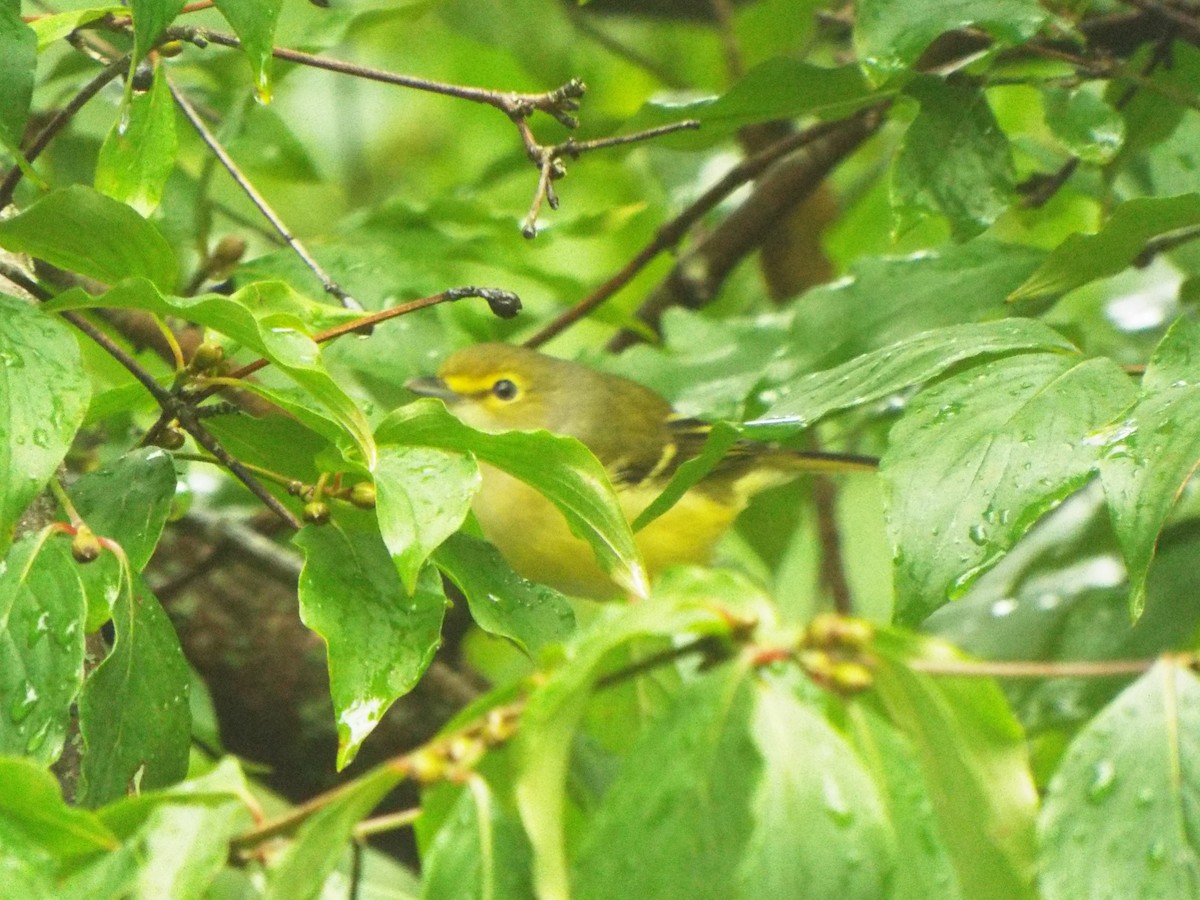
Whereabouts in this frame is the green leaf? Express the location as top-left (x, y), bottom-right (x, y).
top-left (265, 762), bottom-right (405, 900)
top-left (515, 600), bottom-right (733, 899)
top-left (377, 400), bottom-right (646, 598)
top-left (0, 1), bottom-right (36, 153)
top-left (95, 64), bottom-right (178, 216)
top-left (295, 516), bottom-right (446, 769)
top-left (25, 6), bottom-right (123, 50)
top-left (421, 777), bottom-right (534, 900)
top-left (77, 579), bottom-right (191, 807)
top-left (893, 78), bottom-right (1014, 240)
top-left (48, 279), bottom-right (373, 466)
top-left (872, 629), bottom-right (1038, 900)
top-left (573, 669), bottom-right (893, 899)
top-left (72, 760), bottom-right (253, 900)
top-left (0, 534), bottom-right (87, 763)
top-left (1008, 194), bottom-right (1200, 304)
top-left (70, 447), bottom-right (176, 572)
top-left (0, 756), bottom-right (118, 859)
top-left (847, 706), bottom-right (963, 900)
top-left (1038, 660), bottom-right (1200, 899)
top-left (68, 448), bottom-right (177, 631)
top-left (0, 187), bottom-right (178, 291)
top-left (129, 0), bottom-right (186, 64)
top-left (1100, 316), bottom-right (1200, 615)
top-left (1041, 85), bottom-right (1124, 164)
top-left (374, 445), bottom-right (479, 593)
top-left (854, 0), bottom-right (1047, 82)
top-left (883, 353), bottom-right (1135, 623)
top-left (747, 318), bottom-right (1076, 437)
top-left (631, 422), bottom-right (741, 531)
top-left (433, 533), bottom-right (576, 658)
top-left (782, 240), bottom-right (1048, 374)
top-left (0, 295), bottom-right (90, 554)
top-left (621, 59), bottom-right (878, 149)
top-left (213, 0), bottom-right (283, 101)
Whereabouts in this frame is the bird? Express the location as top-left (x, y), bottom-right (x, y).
top-left (407, 342), bottom-right (876, 599)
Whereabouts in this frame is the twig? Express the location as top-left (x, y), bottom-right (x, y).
top-left (60, 311), bottom-right (301, 528)
top-left (519, 120), bottom-right (700, 237)
top-left (1134, 222), bottom-right (1200, 266)
top-left (0, 54), bottom-right (129, 209)
top-left (907, 657), bottom-right (1159, 678)
top-left (165, 76), bottom-right (360, 311)
top-left (1121, 0), bottom-right (1200, 44)
top-left (812, 475), bottom-right (853, 614)
top-left (608, 110), bottom-right (882, 351)
top-left (523, 116), bottom-right (867, 348)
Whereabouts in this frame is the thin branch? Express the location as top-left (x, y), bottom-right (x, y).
top-left (520, 120), bottom-right (700, 237)
top-left (1121, 0), bottom-right (1200, 44)
top-left (608, 110), bottom-right (883, 351)
top-left (907, 657), bottom-right (1159, 679)
top-left (523, 115), bottom-right (868, 348)
top-left (165, 75), bottom-right (360, 310)
top-left (0, 53), bottom-right (129, 209)
top-left (1134, 222), bottom-right (1200, 266)
top-left (812, 475), bottom-right (853, 614)
top-left (61, 311), bottom-right (301, 528)
top-left (166, 24), bottom-right (587, 125)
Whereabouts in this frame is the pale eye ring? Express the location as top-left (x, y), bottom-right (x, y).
top-left (491, 378), bottom-right (519, 401)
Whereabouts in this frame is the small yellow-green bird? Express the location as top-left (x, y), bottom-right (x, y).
top-left (408, 343), bottom-right (876, 599)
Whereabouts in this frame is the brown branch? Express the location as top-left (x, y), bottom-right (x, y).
top-left (609, 110), bottom-right (883, 351)
top-left (165, 76), bottom-right (360, 311)
top-left (520, 120), bottom-right (700, 237)
top-left (812, 475), bottom-right (852, 614)
top-left (523, 115), bottom-right (869, 348)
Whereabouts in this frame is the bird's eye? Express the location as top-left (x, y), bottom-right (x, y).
top-left (490, 378), bottom-right (519, 401)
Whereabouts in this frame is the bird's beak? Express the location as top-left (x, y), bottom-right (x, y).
top-left (406, 376), bottom-right (460, 403)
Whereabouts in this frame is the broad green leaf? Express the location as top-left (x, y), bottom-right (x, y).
top-left (893, 78), bottom-right (1014, 240)
top-left (421, 777), bottom-right (534, 900)
top-left (377, 400), bottom-right (646, 598)
top-left (84, 760), bottom-right (253, 900)
top-left (0, 187), bottom-right (178, 291)
top-left (129, 0), bottom-right (186, 64)
top-left (0, 534), bottom-right (87, 764)
top-left (77, 579), bottom-right (191, 807)
top-left (69, 448), bottom-right (177, 631)
top-left (213, 0), bottom-right (283, 101)
top-left (0, 1), bottom-right (36, 153)
top-left (883, 353), bottom-right (1134, 623)
top-left (515, 600), bottom-right (734, 900)
top-left (1041, 85), bottom-right (1124, 164)
top-left (1100, 316), bottom-right (1200, 615)
top-left (95, 64), bottom-right (178, 216)
top-left (48, 279), bottom-right (373, 466)
top-left (26, 6), bottom-right (123, 50)
top-left (265, 762), bottom-right (405, 900)
top-left (1008, 194), bottom-right (1200, 304)
top-left (782, 240), bottom-right (1048, 374)
top-left (0, 295), bottom-right (90, 553)
top-left (736, 679), bottom-right (893, 897)
top-left (621, 59), bottom-right (878, 149)
top-left (631, 422), bottom-right (741, 531)
top-left (872, 629), bottom-right (1038, 900)
top-left (70, 447), bottom-right (176, 572)
top-left (747, 318), bottom-right (1075, 437)
top-left (573, 668), bottom-right (893, 899)
top-left (0, 756), bottom-right (118, 859)
top-left (847, 706), bottom-right (963, 900)
top-left (854, 0), bottom-right (1047, 82)
top-left (374, 445), bottom-right (479, 593)
top-left (1039, 661), bottom-right (1200, 899)
top-left (295, 516), bottom-right (446, 769)
top-left (433, 533), bottom-right (576, 658)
